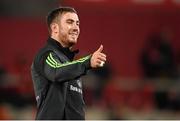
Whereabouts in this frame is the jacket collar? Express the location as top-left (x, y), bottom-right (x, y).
top-left (47, 37), bottom-right (79, 60)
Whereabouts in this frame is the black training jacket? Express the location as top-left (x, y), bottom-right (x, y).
top-left (31, 37), bottom-right (91, 120)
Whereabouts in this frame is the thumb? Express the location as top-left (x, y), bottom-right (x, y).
top-left (96, 45), bottom-right (103, 52)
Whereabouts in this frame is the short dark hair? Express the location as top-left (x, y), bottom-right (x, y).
top-left (46, 6), bottom-right (77, 33)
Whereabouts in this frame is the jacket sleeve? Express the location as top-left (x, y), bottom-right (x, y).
top-left (43, 51), bottom-right (91, 82)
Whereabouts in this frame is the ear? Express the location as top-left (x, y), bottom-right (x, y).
top-left (50, 23), bottom-right (59, 34)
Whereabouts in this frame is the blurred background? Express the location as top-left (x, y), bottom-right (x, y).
top-left (0, 0), bottom-right (180, 119)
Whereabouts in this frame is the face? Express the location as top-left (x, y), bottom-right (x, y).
top-left (54, 12), bottom-right (80, 47)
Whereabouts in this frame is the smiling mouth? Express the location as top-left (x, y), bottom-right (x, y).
top-left (69, 33), bottom-right (79, 39)
top-left (69, 33), bottom-right (78, 40)
top-left (69, 33), bottom-right (78, 36)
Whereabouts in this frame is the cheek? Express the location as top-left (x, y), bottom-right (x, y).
top-left (58, 23), bottom-right (68, 32)
top-left (62, 26), bottom-right (71, 34)
top-left (59, 27), bottom-right (67, 35)
top-left (78, 28), bottom-right (80, 34)
top-left (67, 25), bottom-right (71, 30)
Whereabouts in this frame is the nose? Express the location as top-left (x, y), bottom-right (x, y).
top-left (72, 23), bottom-right (79, 32)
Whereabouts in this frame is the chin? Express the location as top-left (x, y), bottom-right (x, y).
top-left (70, 39), bottom-right (78, 44)
top-left (68, 41), bottom-right (77, 47)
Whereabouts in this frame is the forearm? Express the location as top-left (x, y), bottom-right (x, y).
top-left (44, 54), bottom-right (91, 82)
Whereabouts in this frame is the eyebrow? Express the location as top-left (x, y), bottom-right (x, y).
top-left (66, 19), bottom-right (80, 23)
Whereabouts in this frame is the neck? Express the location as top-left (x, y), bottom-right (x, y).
top-left (51, 35), bottom-right (67, 47)
top-left (51, 35), bottom-right (72, 50)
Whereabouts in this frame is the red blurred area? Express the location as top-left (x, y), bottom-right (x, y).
top-left (0, 0), bottom-right (180, 119)
top-left (63, 0), bottom-right (180, 12)
top-left (0, 9), bottom-right (180, 78)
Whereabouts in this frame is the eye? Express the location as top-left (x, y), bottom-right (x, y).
top-left (66, 19), bottom-right (73, 25)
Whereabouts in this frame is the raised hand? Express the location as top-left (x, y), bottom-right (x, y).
top-left (90, 45), bottom-right (107, 68)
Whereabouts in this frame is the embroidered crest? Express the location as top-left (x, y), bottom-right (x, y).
top-left (77, 79), bottom-right (82, 88)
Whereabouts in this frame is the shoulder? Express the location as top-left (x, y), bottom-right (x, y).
top-left (33, 45), bottom-right (53, 63)
top-left (33, 44), bottom-right (64, 64)
top-left (45, 51), bottom-right (62, 65)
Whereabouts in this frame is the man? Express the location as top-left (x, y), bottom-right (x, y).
top-left (31, 7), bottom-right (106, 120)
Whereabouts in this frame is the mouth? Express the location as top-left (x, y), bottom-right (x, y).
top-left (69, 33), bottom-right (78, 39)
top-left (69, 33), bottom-right (78, 36)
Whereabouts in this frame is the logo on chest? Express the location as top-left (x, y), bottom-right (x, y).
top-left (77, 79), bottom-right (82, 88)
top-left (69, 79), bottom-right (82, 94)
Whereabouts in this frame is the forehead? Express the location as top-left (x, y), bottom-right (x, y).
top-left (61, 12), bottom-right (79, 21)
